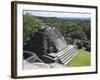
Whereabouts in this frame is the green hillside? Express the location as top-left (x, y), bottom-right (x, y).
top-left (66, 49), bottom-right (91, 67)
top-left (23, 14), bottom-right (91, 46)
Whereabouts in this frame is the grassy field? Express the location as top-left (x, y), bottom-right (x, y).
top-left (66, 49), bottom-right (91, 67)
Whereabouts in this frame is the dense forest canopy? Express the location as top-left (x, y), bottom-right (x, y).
top-left (23, 13), bottom-right (91, 46)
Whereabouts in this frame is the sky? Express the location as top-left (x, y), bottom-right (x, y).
top-left (23, 10), bottom-right (91, 19)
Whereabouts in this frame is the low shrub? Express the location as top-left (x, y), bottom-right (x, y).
top-left (85, 44), bottom-right (91, 51)
top-left (76, 42), bottom-right (83, 49)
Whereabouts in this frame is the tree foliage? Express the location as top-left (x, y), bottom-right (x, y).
top-left (68, 30), bottom-right (87, 40)
top-left (23, 14), bottom-right (91, 46)
top-left (23, 14), bottom-right (46, 45)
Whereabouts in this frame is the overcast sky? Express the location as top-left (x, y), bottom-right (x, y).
top-left (23, 10), bottom-right (91, 18)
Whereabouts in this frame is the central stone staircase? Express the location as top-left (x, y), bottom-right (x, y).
top-left (43, 45), bottom-right (78, 65)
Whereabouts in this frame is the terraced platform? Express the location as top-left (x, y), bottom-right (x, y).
top-left (43, 45), bottom-right (78, 65)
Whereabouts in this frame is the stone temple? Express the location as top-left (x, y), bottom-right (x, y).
top-left (23, 27), bottom-right (78, 69)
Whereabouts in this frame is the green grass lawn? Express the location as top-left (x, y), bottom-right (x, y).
top-left (66, 49), bottom-right (91, 67)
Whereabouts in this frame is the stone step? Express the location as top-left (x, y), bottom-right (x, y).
top-left (57, 45), bottom-right (73, 57)
top-left (60, 48), bottom-right (77, 62)
top-left (62, 50), bottom-right (77, 64)
top-left (63, 52), bottom-right (78, 65)
top-left (57, 45), bottom-right (78, 65)
top-left (59, 48), bottom-right (76, 60)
